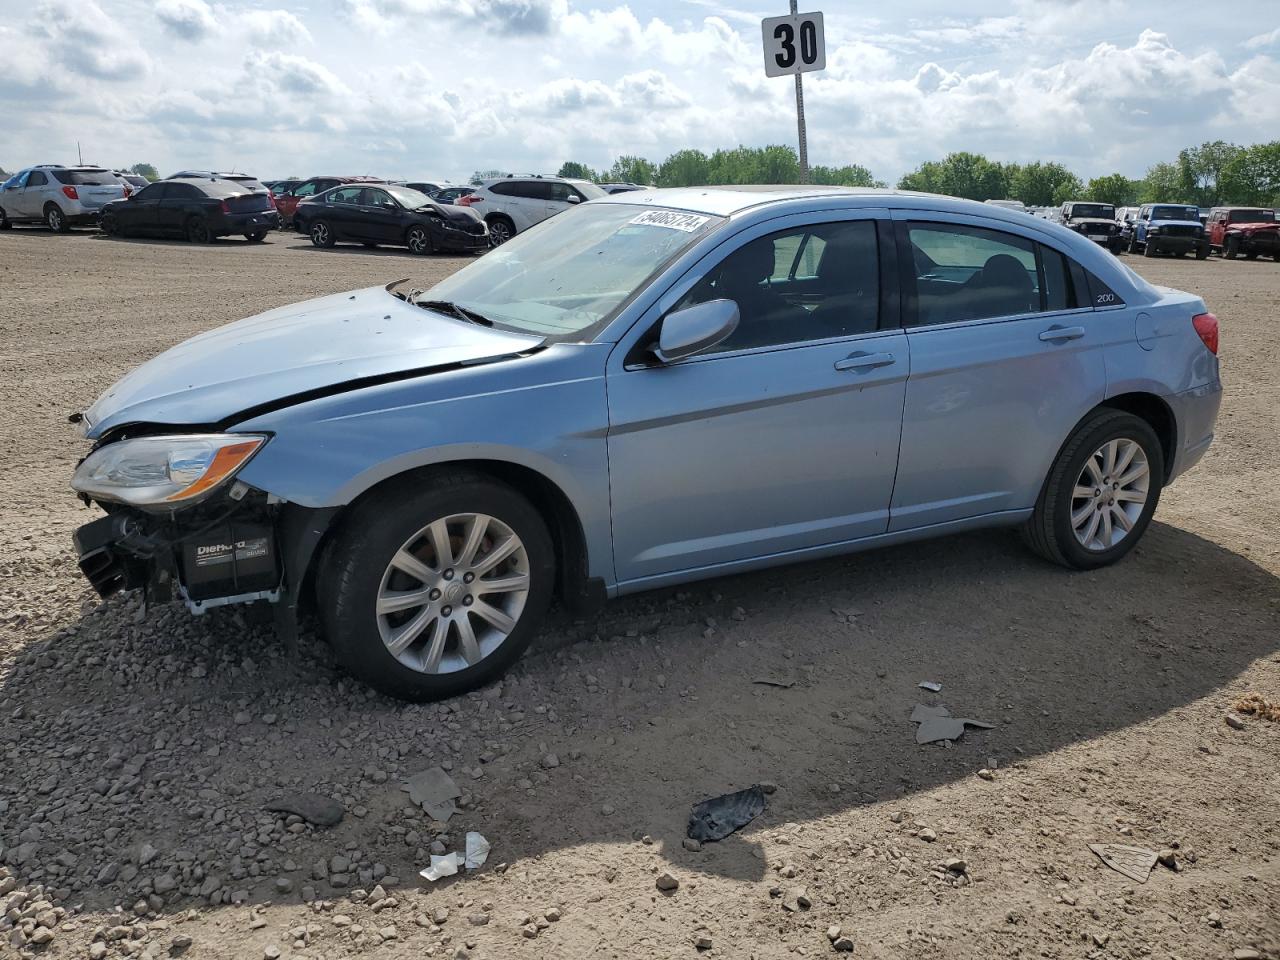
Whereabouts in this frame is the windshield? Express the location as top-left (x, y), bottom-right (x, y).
top-left (1071, 204), bottom-right (1114, 219)
top-left (1152, 205), bottom-right (1199, 222)
top-left (385, 185), bottom-right (434, 208)
top-left (1228, 209), bottom-right (1275, 223)
top-left (571, 180), bottom-right (608, 200)
top-left (420, 204), bottom-right (722, 338)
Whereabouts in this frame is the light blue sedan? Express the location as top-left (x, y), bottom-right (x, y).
top-left (71, 187), bottom-right (1223, 701)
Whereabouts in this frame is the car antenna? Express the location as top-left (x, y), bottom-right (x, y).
top-left (77, 140), bottom-right (82, 165)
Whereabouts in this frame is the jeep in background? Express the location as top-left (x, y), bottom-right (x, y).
top-left (1206, 207), bottom-right (1280, 261)
top-left (1128, 203), bottom-right (1209, 259)
top-left (1059, 201), bottom-right (1124, 253)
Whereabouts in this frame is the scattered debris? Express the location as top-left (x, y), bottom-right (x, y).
top-left (464, 832), bottom-right (490, 870)
top-left (263, 792), bottom-right (345, 828)
top-left (656, 872), bottom-right (680, 892)
top-left (1157, 848), bottom-right (1180, 872)
top-left (682, 838), bottom-right (702, 852)
top-left (1225, 713), bottom-right (1247, 731)
top-left (693, 931), bottom-right (713, 950)
top-left (918, 828), bottom-right (938, 843)
top-left (832, 936), bottom-right (855, 952)
top-left (752, 677), bottom-right (796, 689)
top-left (781, 887), bottom-right (811, 912)
top-left (419, 852), bottom-right (462, 882)
top-left (405, 767), bottom-right (462, 822)
top-left (977, 768), bottom-right (995, 781)
top-left (918, 681), bottom-right (943, 692)
top-left (1233, 692), bottom-right (1279, 721)
top-left (687, 785), bottom-right (766, 842)
top-left (1088, 843), bottom-right (1158, 883)
top-left (910, 704), bottom-right (995, 745)
top-left (827, 925), bottom-right (842, 942)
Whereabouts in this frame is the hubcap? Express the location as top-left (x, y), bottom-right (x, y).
top-left (490, 222), bottom-right (511, 244)
top-left (1070, 438), bottom-right (1150, 551)
top-left (409, 229), bottom-right (426, 253)
top-left (376, 513), bottom-right (530, 675)
top-left (313, 224), bottom-right (328, 245)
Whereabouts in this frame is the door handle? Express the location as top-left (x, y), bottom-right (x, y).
top-left (1039, 325), bottom-right (1086, 342)
top-left (834, 351), bottom-right (895, 371)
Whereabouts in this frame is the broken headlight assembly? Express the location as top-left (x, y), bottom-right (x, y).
top-left (71, 434), bottom-right (267, 509)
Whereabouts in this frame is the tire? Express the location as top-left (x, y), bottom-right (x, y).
top-left (1143, 239), bottom-right (1157, 258)
top-left (487, 216), bottom-right (514, 246)
top-left (1128, 237), bottom-right (1140, 254)
top-left (185, 216), bottom-right (214, 244)
top-left (406, 224), bottom-right (432, 255)
top-left (1225, 235), bottom-right (1240, 260)
top-left (0, 206), bottom-right (11, 230)
top-left (310, 220), bottom-right (335, 248)
top-left (244, 230), bottom-right (268, 242)
top-left (1195, 246), bottom-right (1208, 261)
top-left (100, 212), bottom-right (119, 237)
top-left (1022, 409), bottom-right (1164, 570)
top-left (45, 204), bottom-right (69, 233)
top-left (318, 470), bottom-right (556, 701)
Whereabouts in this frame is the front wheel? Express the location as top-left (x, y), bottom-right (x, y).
top-left (1195, 246), bottom-right (1208, 260)
top-left (244, 230), bottom-right (268, 242)
top-left (100, 213), bottom-right (120, 237)
top-left (406, 224), bottom-right (432, 255)
top-left (1225, 236), bottom-right (1240, 259)
top-left (0, 206), bottom-right (11, 230)
top-left (1143, 240), bottom-right (1157, 257)
top-left (318, 471), bottom-right (556, 701)
top-left (310, 220), bottom-right (335, 248)
top-left (487, 217), bottom-right (514, 246)
top-left (1022, 409), bottom-right (1164, 570)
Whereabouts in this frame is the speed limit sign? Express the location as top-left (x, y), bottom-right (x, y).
top-left (761, 10), bottom-right (825, 77)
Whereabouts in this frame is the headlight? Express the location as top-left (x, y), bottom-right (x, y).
top-left (72, 434), bottom-right (266, 508)
top-left (1148, 226), bottom-right (1161, 234)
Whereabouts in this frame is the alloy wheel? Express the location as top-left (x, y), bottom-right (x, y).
top-left (408, 226), bottom-right (429, 254)
top-left (488, 220), bottom-right (512, 245)
top-left (375, 513), bottom-right (530, 675)
top-left (1070, 438), bottom-right (1150, 551)
top-left (311, 223), bottom-right (330, 247)
top-left (47, 208), bottom-right (63, 231)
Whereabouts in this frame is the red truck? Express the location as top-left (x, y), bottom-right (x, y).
top-left (1206, 207), bottom-right (1280, 261)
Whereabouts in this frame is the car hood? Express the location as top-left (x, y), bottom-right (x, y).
top-left (81, 284), bottom-right (543, 438)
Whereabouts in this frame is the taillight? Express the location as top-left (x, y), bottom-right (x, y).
top-left (458, 194), bottom-right (481, 206)
top-left (1192, 312), bottom-right (1219, 355)
top-left (62, 185), bottom-right (79, 200)
top-left (220, 200), bottom-right (231, 215)
top-left (267, 190), bottom-right (275, 201)
top-left (122, 184), bottom-right (132, 197)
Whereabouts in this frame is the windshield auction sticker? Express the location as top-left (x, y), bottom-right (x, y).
top-left (630, 210), bottom-right (711, 232)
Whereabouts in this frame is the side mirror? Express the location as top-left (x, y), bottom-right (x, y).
top-left (382, 201), bottom-right (397, 210)
top-left (566, 195), bottom-right (581, 204)
top-left (655, 299), bottom-right (739, 363)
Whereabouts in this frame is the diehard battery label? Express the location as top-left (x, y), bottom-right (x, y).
top-left (192, 538), bottom-right (270, 567)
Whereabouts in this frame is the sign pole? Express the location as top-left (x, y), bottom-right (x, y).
top-left (790, 0), bottom-right (809, 183)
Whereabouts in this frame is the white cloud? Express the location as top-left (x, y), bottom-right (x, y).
top-left (240, 9), bottom-right (312, 47)
top-left (346, 0), bottom-right (565, 36)
top-left (1244, 26), bottom-right (1280, 49)
top-left (155, 0), bottom-right (220, 41)
top-left (26, 0), bottom-right (150, 81)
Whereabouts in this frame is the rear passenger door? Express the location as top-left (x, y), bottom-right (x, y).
top-left (887, 213), bottom-right (1127, 531)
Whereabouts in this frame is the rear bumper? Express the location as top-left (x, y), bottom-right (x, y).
top-left (1167, 378), bottom-right (1223, 483)
top-left (211, 210), bottom-right (281, 234)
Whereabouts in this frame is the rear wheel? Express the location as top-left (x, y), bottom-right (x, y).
top-left (0, 206), bottom-right (11, 230)
top-left (310, 220), bottom-right (335, 248)
top-left (487, 216), bottom-right (514, 246)
top-left (1195, 245), bottom-right (1208, 260)
top-left (185, 216), bottom-right (213, 244)
top-left (100, 212), bottom-right (120, 237)
top-left (1023, 409), bottom-right (1164, 570)
top-left (45, 204), bottom-right (69, 233)
top-left (319, 471), bottom-right (555, 701)
top-left (244, 230), bottom-right (268, 242)
top-left (407, 224), bottom-right (432, 255)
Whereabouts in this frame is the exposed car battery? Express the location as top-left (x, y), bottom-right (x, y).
top-left (180, 521), bottom-right (279, 601)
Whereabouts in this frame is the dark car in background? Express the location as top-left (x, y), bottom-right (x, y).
top-left (99, 175), bottom-right (280, 243)
top-left (274, 176), bottom-right (381, 227)
top-left (114, 171), bottom-right (151, 192)
top-left (265, 179), bottom-right (302, 196)
top-left (164, 170), bottom-right (269, 192)
top-left (293, 182), bottom-right (488, 254)
top-left (1206, 207), bottom-right (1280, 260)
top-left (431, 185), bottom-right (475, 204)
top-left (600, 182), bottom-right (647, 194)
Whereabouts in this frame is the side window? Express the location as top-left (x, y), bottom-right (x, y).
top-left (1040, 246), bottom-right (1076, 312)
top-left (905, 222), bottom-right (1038, 326)
top-left (135, 183), bottom-right (168, 200)
top-left (329, 186), bottom-right (364, 204)
top-left (521, 181), bottom-right (553, 201)
top-left (28, 171), bottom-right (48, 186)
top-left (167, 184), bottom-right (197, 199)
top-left (547, 182), bottom-right (579, 203)
top-left (488, 182), bottom-right (515, 196)
top-left (292, 181), bottom-right (319, 197)
top-left (364, 189), bottom-right (392, 206)
top-left (678, 220), bottom-right (880, 354)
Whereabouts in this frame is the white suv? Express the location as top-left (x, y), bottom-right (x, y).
top-left (458, 176), bottom-right (606, 244)
top-left (0, 165), bottom-right (130, 232)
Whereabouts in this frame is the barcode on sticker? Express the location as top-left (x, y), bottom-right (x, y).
top-left (630, 211), bottom-right (710, 232)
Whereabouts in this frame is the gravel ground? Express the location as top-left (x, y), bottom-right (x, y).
top-left (1, 227), bottom-right (1278, 960)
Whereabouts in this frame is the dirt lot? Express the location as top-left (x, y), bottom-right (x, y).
top-left (1, 228), bottom-right (1277, 960)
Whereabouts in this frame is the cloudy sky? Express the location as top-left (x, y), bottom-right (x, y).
top-left (2, 0), bottom-right (1278, 184)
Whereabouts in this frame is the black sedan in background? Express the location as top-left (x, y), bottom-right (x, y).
top-left (99, 175), bottom-right (279, 243)
top-left (293, 182), bottom-right (489, 254)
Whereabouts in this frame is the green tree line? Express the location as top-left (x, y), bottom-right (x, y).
top-left (483, 139), bottom-right (1280, 208)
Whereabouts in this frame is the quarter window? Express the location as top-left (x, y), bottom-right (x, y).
top-left (678, 220), bottom-right (880, 354)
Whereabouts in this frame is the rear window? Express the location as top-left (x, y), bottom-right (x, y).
top-left (1228, 209), bottom-right (1275, 223)
top-left (53, 169), bottom-right (119, 186)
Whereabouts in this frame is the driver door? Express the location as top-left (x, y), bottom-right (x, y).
top-left (359, 188), bottom-right (406, 243)
top-left (605, 210), bottom-right (909, 587)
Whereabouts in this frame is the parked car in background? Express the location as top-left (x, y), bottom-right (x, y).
top-left (984, 199), bottom-right (1027, 213)
top-left (600, 182), bottom-right (647, 194)
top-left (1128, 204), bottom-right (1208, 259)
top-left (70, 187), bottom-right (1221, 701)
top-left (273, 176), bottom-right (381, 227)
top-left (1206, 207), bottom-right (1280, 260)
top-left (1115, 206), bottom-right (1141, 243)
top-left (0, 164), bottom-right (130, 231)
top-left (265, 179), bottom-right (302, 196)
top-left (293, 182), bottom-right (488, 254)
top-left (457, 175), bottom-right (606, 244)
top-left (114, 172), bottom-right (150, 191)
top-left (403, 181), bottom-right (450, 196)
top-left (1059, 201), bottom-right (1124, 253)
top-left (99, 176), bottom-right (279, 243)
top-left (432, 185), bottom-right (475, 205)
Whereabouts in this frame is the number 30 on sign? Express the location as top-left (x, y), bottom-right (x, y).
top-left (761, 11), bottom-right (825, 78)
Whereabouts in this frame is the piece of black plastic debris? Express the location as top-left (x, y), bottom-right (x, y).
top-left (265, 792), bottom-right (345, 827)
top-left (752, 677), bottom-right (795, 689)
top-left (687, 785), bottom-right (766, 842)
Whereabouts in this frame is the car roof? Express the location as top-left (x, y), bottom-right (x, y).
top-left (593, 185), bottom-right (996, 218)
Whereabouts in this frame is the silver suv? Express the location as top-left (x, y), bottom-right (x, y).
top-left (0, 165), bottom-right (130, 232)
top-left (458, 175), bottom-right (606, 244)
